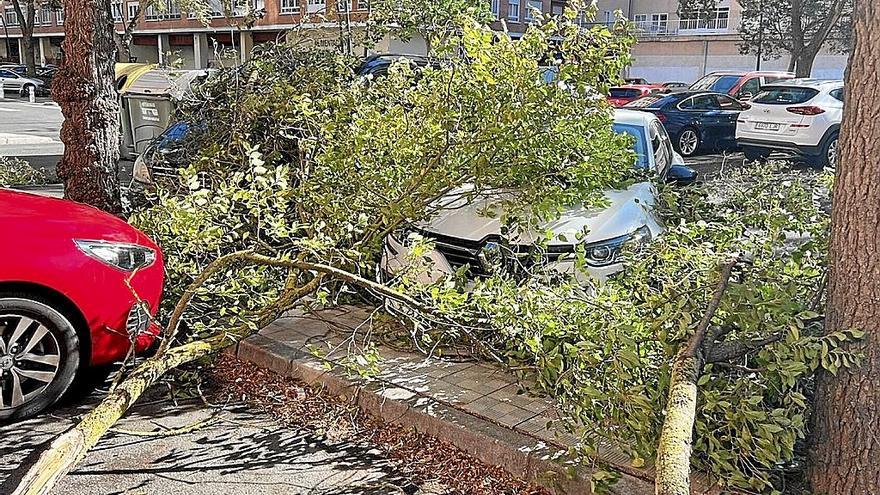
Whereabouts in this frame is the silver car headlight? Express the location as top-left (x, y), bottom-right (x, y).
top-left (132, 154), bottom-right (153, 184)
top-left (583, 225), bottom-right (652, 267)
top-left (75, 240), bottom-right (157, 271)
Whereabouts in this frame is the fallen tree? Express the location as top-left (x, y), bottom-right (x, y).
top-left (12, 6), bottom-right (867, 495)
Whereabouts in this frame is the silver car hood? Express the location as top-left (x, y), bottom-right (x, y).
top-left (419, 182), bottom-right (662, 245)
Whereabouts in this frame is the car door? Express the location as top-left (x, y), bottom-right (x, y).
top-left (0, 69), bottom-right (22, 91)
top-left (714, 94), bottom-right (745, 149)
top-left (686, 93), bottom-right (726, 148)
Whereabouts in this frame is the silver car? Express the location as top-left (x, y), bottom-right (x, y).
top-left (382, 109), bottom-right (697, 284)
top-left (0, 67), bottom-right (47, 97)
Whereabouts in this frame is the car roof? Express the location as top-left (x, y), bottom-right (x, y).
top-left (763, 78), bottom-right (843, 88)
top-left (704, 70), bottom-right (795, 77)
top-left (613, 108), bottom-right (655, 127)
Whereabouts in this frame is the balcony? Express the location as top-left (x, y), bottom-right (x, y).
top-left (633, 18), bottom-right (729, 37)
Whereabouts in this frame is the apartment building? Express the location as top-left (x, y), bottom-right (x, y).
top-left (0, 0), bottom-right (429, 68)
top-left (0, 0), bottom-right (847, 81)
top-left (594, 0), bottom-right (847, 82)
top-left (0, 0), bottom-right (562, 68)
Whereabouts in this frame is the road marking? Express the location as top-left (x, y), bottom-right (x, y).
top-left (0, 133), bottom-right (59, 145)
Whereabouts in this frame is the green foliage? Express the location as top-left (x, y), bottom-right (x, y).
top-left (132, 11), bottom-right (636, 336)
top-left (0, 156), bottom-right (52, 186)
top-left (366, 0), bottom-right (495, 51)
top-left (129, 4), bottom-right (854, 492)
top-left (395, 163), bottom-right (859, 491)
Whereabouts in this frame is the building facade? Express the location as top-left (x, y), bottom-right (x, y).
top-left (0, 0), bottom-right (848, 82)
top-left (593, 0), bottom-right (847, 82)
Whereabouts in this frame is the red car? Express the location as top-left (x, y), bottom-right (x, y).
top-left (607, 84), bottom-right (664, 107)
top-left (689, 70), bottom-right (795, 101)
top-left (0, 189), bottom-right (164, 420)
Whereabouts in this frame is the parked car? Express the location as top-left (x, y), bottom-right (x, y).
top-left (132, 121), bottom-right (200, 186)
top-left (663, 82), bottom-right (688, 89)
top-left (0, 67), bottom-right (49, 97)
top-left (356, 53), bottom-right (436, 78)
top-left (690, 70), bottom-right (795, 101)
top-left (381, 109), bottom-right (697, 284)
top-left (736, 79), bottom-right (843, 167)
top-left (625, 77), bottom-right (649, 85)
top-left (0, 190), bottom-right (164, 420)
top-left (607, 84), bottom-right (663, 107)
top-left (625, 90), bottom-right (747, 157)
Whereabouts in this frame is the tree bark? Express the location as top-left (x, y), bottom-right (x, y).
top-left (55, 0), bottom-right (122, 214)
top-left (795, 51), bottom-right (816, 78)
top-left (808, 2), bottom-right (880, 494)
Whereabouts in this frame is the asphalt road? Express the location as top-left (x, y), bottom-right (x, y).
top-left (0, 96), bottom-right (64, 173)
top-left (0, 388), bottom-right (419, 495)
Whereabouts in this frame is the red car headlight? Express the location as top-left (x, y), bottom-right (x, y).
top-left (74, 240), bottom-right (157, 272)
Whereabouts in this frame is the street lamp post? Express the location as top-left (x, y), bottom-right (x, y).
top-left (755, 0), bottom-right (764, 70)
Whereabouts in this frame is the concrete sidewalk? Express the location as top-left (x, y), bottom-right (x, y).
top-left (231, 306), bottom-right (716, 494)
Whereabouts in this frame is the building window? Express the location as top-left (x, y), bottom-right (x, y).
top-left (651, 13), bottom-right (668, 33)
top-left (524, 0), bottom-right (541, 21)
top-left (507, 0), bottom-right (519, 21)
top-left (165, 0), bottom-right (181, 19)
top-left (5, 7), bottom-right (18, 26)
top-left (280, 0), bottom-right (298, 13)
top-left (127, 1), bottom-right (139, 20)
top-left (40, 5), bottom-right (51, 24)
top-left (56, 7), bottom-right (63, 24)
top-left (112, 1), bottom-right (124, 21)
top-left (633, 13), bottom-right (647, 30)
top-left (357, 0), bottom-right (369, 10)
top-left (144, 4), bottom-right (159, 20)
top-left (306, 0), bottom-right (324, 13)
top-left (490, 0), bottom-right (499, 18)
top-left (680, 7), bottom-right (729, 31)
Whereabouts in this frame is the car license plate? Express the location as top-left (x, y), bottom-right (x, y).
top-left (755, 122), bottom-right (781, 131)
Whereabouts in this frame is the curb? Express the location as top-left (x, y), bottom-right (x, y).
top-left (231, 332), bottom-right (656, 494)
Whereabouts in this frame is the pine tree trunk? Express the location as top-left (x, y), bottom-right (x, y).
top-left (808, 2), bottom-right (880, 493)
top-left (54, 0), bottom-right (122, 214)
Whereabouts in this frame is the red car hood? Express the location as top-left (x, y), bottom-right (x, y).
top-left (0, 189), bottom-right (152, 246)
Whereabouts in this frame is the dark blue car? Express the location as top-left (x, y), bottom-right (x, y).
top-left (625, 91), bottom-right (746, 157)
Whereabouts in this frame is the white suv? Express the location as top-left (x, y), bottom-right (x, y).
top-left (736, 79), bottom-right (843, 167)
top-left (382, 110), bottom-right (695, 284)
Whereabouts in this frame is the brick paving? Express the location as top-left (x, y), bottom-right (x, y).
top-left (238, 305), bottom-right (718, 494)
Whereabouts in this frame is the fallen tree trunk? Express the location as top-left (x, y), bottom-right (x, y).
top-left (11, 253), bottom-right (487, 495)
top-left (655, 260), bottom-right (736, 495)
top-left (12, 336), bottom-right (224, 495)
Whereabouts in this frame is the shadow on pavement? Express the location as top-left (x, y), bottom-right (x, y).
top-left (0, 388), bottom-right (419, 495)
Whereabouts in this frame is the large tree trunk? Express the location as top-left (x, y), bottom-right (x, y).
top-left (808, 2), bottom-right (880, 494)
top-left (55, 0), bottom-right (122, 214)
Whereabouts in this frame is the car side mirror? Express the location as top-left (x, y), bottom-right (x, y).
top-left (666, 164), bottom-right (698, 186)
top-left (738, 92), bottom-right (753, 102)
top-left (740, 102), bottom-right (752, 110)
